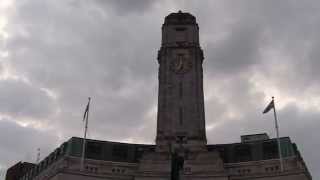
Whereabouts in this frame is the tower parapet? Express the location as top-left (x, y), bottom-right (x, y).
top-left (161, 11), bottom-right (200, 48)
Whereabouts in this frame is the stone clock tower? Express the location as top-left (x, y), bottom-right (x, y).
top-left (136, 11), bottom-right (226, 179)
top-left (156, 11), bottom-right (206, 151)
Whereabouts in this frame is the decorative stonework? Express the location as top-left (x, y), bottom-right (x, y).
top-left (170, 54), bottom-right (192, 74)
top-left (156, 10), bottom-right (206, 149)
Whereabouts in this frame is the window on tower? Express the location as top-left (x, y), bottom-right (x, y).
top-left (175, 28), bottom-right (187, 42)
top-left (175, 27), bottom-right (187, 31)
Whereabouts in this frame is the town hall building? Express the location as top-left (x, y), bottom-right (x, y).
top-left (6, 11), bottom-right (312, 180)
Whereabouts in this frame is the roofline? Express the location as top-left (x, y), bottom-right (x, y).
top-left (69, 136), bottom-right (292, 147)
top-left (207, 136), bottom-right (292, 147)
top-left (69, 136), bottom-right (154, 146)
top-left (240, 133), bottom-right (269, 137)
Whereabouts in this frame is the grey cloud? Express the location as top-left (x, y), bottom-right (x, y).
top-left (0, 118), bottom-right (59, 169)
top-left (0, 79), bottom-right (56, 119)
top-left (204, 68), bottom-right (267, 142)
top-left (53, 79), bottom-right (158, 142)
top-left (246, 1), bottom-right (320, 91)
top-left (8, 0), bottom-right (160, 90)
top-left (305, 38), bottom-right (320, 87)
top-left (6, 0), bottom-right (161, 134)
top-left (0, 63), bottom-right (3, 75)
top-left (278, 104), bottom-right (320, 177)
top-left (92, 0), bottom-right (157, 15)
top-left (205, 23), bottom-right (262, 76)
top-left (200, 0), bottom-right (320, 92)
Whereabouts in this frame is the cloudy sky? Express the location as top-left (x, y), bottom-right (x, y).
top-left (0, 0), bottom-right (319, 179)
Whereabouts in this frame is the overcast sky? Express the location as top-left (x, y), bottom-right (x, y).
top-left (0, 0), bottom-right (319, 179)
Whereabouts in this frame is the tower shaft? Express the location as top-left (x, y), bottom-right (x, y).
top-left (156, 11), bottom-right (206, 151)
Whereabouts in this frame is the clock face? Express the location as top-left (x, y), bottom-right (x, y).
top-left (170, 54), bottom-right (192, 74)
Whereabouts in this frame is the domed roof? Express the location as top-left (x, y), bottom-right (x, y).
top-left (164, 10), bottom-right (197, 25)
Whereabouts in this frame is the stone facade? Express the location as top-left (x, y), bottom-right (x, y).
top-left (14, 136), bottom-right (311, 180)
top-left (5, 162), bottom-right (35, 180)
top-left (156, 11), bottom-right (206, 150)
top-left (6, 11), bottom-right (312, 180)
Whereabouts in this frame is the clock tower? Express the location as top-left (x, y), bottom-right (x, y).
top-left (156, 11), bottom-right (206, 151)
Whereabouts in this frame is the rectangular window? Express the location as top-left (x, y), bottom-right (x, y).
top-left (175, 27), bottom-right (187, 31)
top-left (175, 31), bottom-right (187, 42)
top-left (235, 145), bottom-right (252, 162)
top-left (263, 141), bottom-right (279, 160)
top-left (112, 144), bottom-right (128, 161)
top-left (86, 142), bottom-right (102, 159)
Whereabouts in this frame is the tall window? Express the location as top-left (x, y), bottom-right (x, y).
top-left (112, 144), bottom-right (128, 161)
top-left (263, 141), bottom-right (279, 160)
top-left (86, 142), bottom-right (102, 159)
top-left (235, 145), bottom-right (252, 162)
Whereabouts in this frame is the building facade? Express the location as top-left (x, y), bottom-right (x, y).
top-left (6, 11), bottom-right (312, 180)
top-left (5, 162), bottom-right (35, 180)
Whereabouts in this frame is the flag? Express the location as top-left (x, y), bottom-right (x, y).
top-left (263, 99), bottom-right (274, 114)
top-left (83, 98), bottom-right (90, 121)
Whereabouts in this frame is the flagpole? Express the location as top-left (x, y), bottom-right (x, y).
top-left (81, 97), bottom-right (91, 171)
top-left (272, 97), bottom-right (284, 172)
top-left (36, 148), bottom-right (41, 163)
